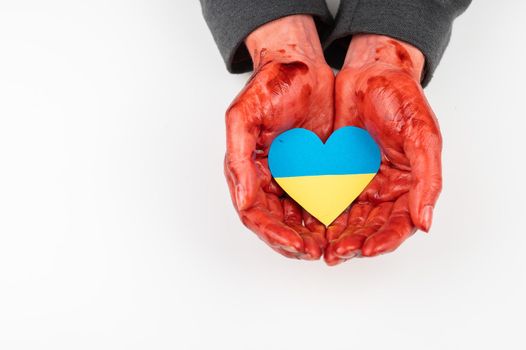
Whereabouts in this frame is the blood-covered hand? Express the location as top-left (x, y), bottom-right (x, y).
top-left (325, 34), bottom-right (443, 265)
top-left (225, 15), bottom-right (334, 259)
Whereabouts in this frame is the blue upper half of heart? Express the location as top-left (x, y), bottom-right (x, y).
top-left (268, 126), bottom-right (381, 178)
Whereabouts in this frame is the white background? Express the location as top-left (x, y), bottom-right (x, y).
top-left (0, 1), bottom-right (525, 349)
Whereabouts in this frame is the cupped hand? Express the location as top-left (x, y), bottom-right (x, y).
top-left (225, 15), bottom-right (334, 259)
top-left (325, 34), bottom-right (443, 265)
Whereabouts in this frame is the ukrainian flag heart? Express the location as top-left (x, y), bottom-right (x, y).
top-left (268, 126), bottom-right (381, 226)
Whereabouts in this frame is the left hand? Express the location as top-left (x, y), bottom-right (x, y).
top-left (325, 34), bottom-right (443, 265)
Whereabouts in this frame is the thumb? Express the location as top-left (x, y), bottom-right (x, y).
top-left (405, 121), bottom-right (443, 232)
top-left (225, 105), bottom-right (259, 211)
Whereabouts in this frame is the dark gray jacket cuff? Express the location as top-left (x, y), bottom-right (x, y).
top-left (324, 0), bottom-right (471, 86)
top-left (200, 0), bottom-right (333, 73)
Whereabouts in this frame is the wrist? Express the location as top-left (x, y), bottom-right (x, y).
top-left (343, 34), bottom-right (425, 81)
top-left (245, 15), bottom-right (325, 68)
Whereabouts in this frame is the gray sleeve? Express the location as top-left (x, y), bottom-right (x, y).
top-left (324, 0), bottom-right (471, 86)
top-left (199, 0), bottom-right (334, 73)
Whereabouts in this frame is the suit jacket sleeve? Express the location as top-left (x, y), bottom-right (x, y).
top-left (325, 0), bottom-right (471, 86)
top-left (199, 0), bottom-right (334, 73)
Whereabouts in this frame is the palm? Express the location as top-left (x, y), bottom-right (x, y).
top-left (225, 57), bottom-right (334, 259)
top-left (325, 64), bottom-right (442, 265)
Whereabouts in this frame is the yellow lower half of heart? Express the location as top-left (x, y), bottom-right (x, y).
top-left (274, 173), bottom-right (376, 226)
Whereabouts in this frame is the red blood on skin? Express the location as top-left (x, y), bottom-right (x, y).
top-left (225, 53), bottom-right (334, 260)
top-left (266, 61), bottom-right (309, 96)
top-left (325, 34), bottom-right (442, 265)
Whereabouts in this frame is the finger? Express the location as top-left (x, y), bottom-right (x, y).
top-left (362, 194), bottom-right (416, 257)
top-left (303, 210), bottom-right (327, 247)
top-left (324, 203), bottom-right (372, 266)
top-left (240, 206), bottom-right (304, 253)
top-left (224, 156), bottom-right (238, 210)
top-left (327, 237), bottom-right (365, 265)
top-left (325, 225), bottom-right (347, 265)
top-left (358, 164), bottom-right (411, 204)
top-left (404, 116), bottom-right (442, 232)
top-left (299, 234), bottom-right (323, 261)
top-left (270, 245), bottom-right (300, 259)
top-left (326, 208), bottom-right (349, 242)
top-left (324, 243), bottom-right (343, 266)
top-left (332, 202), bottom-right (374, 259)
top-left (266, 178), bottom-right (285, 196)
top-left (225, 105), bottom-right (259, 211)
top-left (347, 202), bottom-right (374, 228)
top-left (256, 158), bottom-right (284, 196)
top-left (283, 199), bottom-right (322, 260)
top-left (283, 197), bottom-right (302, 225)
top-left (266, 193), bottom-right (284, 221)
top-left (333, 202), bottom-right (392, 259)
top-left (267, 197), bottom-right (302, 260)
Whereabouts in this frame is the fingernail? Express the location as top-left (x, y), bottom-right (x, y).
top-left (421, 205), bottom-right (434, 232)
top-left (280, 244), bottom-right (300, 254)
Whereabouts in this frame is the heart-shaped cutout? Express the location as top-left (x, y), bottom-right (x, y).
top-left (268, 126), bottom-right (381, 226)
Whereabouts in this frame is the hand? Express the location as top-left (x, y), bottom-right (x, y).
top-left (325, 34), bottom-right (443, 265)
top-left (225, 15), bottom-right (334, 259)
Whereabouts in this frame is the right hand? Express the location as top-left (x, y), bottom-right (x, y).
top-left (224, 15), bottom-right (334, 259)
